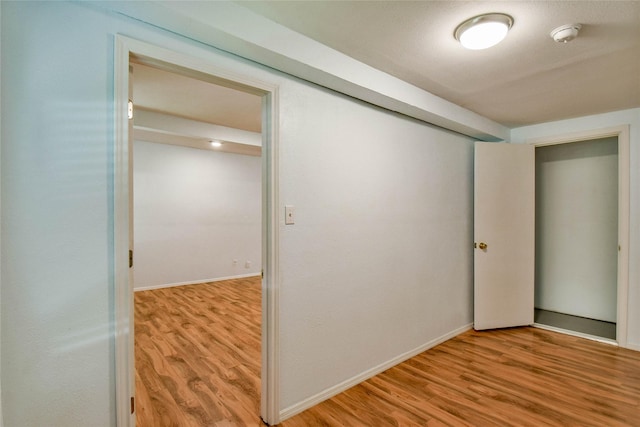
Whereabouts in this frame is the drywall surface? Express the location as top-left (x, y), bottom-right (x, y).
top-left (511, 108), bottom-right (640, 349)
top-left (277, 86), bottom-right (474, 411)
top-left (535, 137), bottom-right (618, 322)
top-left (1, 2), bottom-right (117, 426)
top-left (1, 1), bottom-right (474, 424)
top-left (0, 3), bottom-right (3, 425)
top-left (133, 141), bottom-right (261, 289)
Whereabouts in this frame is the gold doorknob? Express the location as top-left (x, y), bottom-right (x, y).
top-left (478, 242), bottom-right (488, 250)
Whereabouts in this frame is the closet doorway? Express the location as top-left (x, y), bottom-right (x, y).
top-left (532, 127), bottom-right (629, 344)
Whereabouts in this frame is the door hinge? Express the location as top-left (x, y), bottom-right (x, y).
top-left (128, 100), bottom-right (134, 120)
top-left (131, 396), bottom-right (135, 414)
top-left (129, 250), bottom-right (133, 268)
top-left (261, 269), bottom-right (264, 279)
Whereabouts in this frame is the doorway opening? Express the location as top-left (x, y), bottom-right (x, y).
top-left (531, 127), bottom-right (630, 345)
top-left (131, 61), bottom-right (264, 424)
top-left (114, 36), bottom-right (280, 426)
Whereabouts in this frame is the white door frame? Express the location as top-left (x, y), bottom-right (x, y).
top-left (114, 35), bottom-right (280, 426)
top-left (527, 125), bottom-right (630, 348)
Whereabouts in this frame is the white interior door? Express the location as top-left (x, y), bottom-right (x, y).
top-left (474, 142), bottom-right (535, 330)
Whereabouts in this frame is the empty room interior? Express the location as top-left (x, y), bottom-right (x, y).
top-left (1, 1), bottom-right (639, 426)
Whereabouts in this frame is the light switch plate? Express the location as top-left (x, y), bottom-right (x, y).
top-left (285, 205), bottom-right (295, 225)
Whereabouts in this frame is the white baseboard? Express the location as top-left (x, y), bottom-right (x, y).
top-left (532, 324), bottom-right (640, 352)
top-left (134, 273), bottom-right (261, 292)
top-left (532, 323), bottom-right (618, 346)
top-left (279, 323), bottom-right (473, 422)
top-left (622, 342), bottom-right (640, 352)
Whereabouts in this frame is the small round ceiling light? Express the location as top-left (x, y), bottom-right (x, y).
top-left (210, 140), bottom-right (223, 148)
top-left (455, 13), bottom-right (514, 50)
top-left (550, 24), bottom-right (581, 43)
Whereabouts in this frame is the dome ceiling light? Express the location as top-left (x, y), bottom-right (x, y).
top-left (454, 13), bottom-right (514, 50)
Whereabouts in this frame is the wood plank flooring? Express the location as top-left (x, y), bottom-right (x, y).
top-left (135, 277), bottom-right (263, 426)
top-left (135, 279), bottom-right (640, 426)
top-left (282, 327), bottom-right (640, 427)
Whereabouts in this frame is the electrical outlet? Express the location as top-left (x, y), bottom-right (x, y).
top-left (245, 260), bottom-right (251, 269)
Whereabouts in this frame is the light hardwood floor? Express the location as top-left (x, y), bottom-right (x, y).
top-left (135, 278), bottom-right (640, 426)
top-left (135, 277), bottom-right (263, 426)
top-left (282, 327), bottom-right (640, 426)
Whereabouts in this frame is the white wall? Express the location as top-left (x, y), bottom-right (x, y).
top-left (278, 89), bottom-right (474, 413)
top-left (0, 1), bottom-right (475, 425)
top-left (2, 3), bottom-right (115, 425)
top-left (133, 141), bottom-right (261, 289)
top-left (512, 108), bottom-right (640, 349)
top-left (0, 2), bottom-right (3, 424)
top-left (535, 137), bottom-right (618, 322)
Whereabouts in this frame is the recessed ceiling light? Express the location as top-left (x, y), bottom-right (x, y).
top-left (455, 13), bottom-right (514, 50)
top-left (210, 140), bottom-right (223, 147)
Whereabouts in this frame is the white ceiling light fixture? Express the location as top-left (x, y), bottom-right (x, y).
top-left (550, 24), bottom-right (582, 43)
top-left (210, 140), bottom-right (223, 148)
top-left (455, 13), bottom-right (514, 50)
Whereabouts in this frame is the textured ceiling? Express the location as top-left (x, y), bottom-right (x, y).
top-left (131, 1), bottom-right (640, 134)
top-left (240, 0), bottom-right (640, 127)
